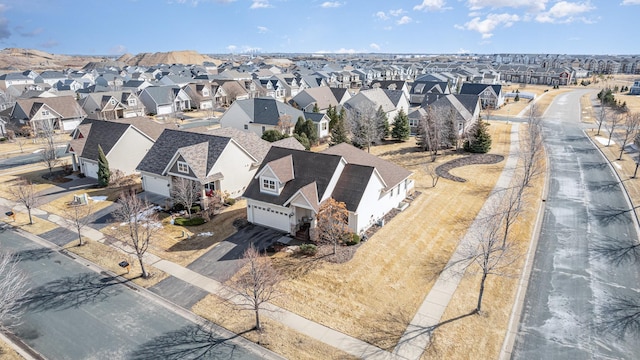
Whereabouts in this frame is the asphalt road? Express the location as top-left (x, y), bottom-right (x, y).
top-left (0, 146), bottom-right (68, 170)
top-left (0, 230), bottom-right (270, 360)
top-left (512, 90), bottom-right (640, 358)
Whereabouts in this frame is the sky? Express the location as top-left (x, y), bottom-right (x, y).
top-left (0, 0), bottom-right (639, 56)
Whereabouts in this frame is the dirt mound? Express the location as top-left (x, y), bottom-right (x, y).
top-left (124, 50), bottom-right (218, 66)
top-left (0, 48), bottom-right (105, 71)
top-left (436, 154), bottom-right (505, 182)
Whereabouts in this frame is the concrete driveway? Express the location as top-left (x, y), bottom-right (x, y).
top-left (150, 225), bottom-right (285, 308)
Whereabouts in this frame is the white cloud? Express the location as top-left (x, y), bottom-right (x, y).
top-left (389, 8), bottom-right (405, 16)
top-left (370, 43), bottom-right (381, 51)
top-left (227, 45), bottom-right (237, 52)
top-left (535, 1), bottom-right (594, 23)
top-left (622, 0), bottom-right (640, 4)
top-left (250, 0), bottom-right (271, 9)
top-left (456, 13), bottom-right (520, 38)
top-left (397, 16), bottom-right (413, 25)
top-left (315, 48), bottom-right (358, 54)
top-left (466, 0), bottom-right (548, 11)
top-left (320, 1), bottom-right (344, 8)
top-left (414, 0), bottom-right (446, 11)
top-left (257, 26), bottom-right (269, 33)
top-left (457, 48), bottom-right (470, 54)
top-left (375, 11), bottom-right (389, 20)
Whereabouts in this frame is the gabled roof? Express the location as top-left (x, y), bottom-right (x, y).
top-left (234, 97), bottom-right (305, 126)
top-left (14, 96), bottom-right (86, 120)
top-left (196, 126), bottom-right (271, 163)
top-left (174, 142), bottom-right (209, 180)
top-left (331, 164), bottom-right (375, 212)
top-left (243, 147), bottom-right (343, 206)
top-left (72, 119), bottom-right (131, 160)
top-left (291, 86), bottom-right (338, 110)
top-left (137, 129), bottom-right (232, 176)
top-left (459, 83), bottom-right (502, 96)
top-left (284, 181), bottom-right (320, 212)
top-left (321, 143), bottom-right (411, 191)
top-left (264, 154), bottom-right (294, 183)
top-left (382, 89), bottom-right (405, 107)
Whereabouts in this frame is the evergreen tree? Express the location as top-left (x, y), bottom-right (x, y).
top-left (303, 118), bottom-right (318, 145)
top-left (262, 129), bottom-right (286, 142)
top-left (391, 108), bottom-right (410, 141)
top-left (312, 103), bottom-right (320, 113)
top-left (376, 106), bottom-right (389, 141)
top-left (294, 116), bottom-right (305, 135)
top-left (97, 144), bottom-right (110, 187)
top-left (330, 113), bottom-right (350, 145)
top-left (293, 133), bottom-right (311, 150)
top-left (464, 120), bottom-right (492, 153)
top-left (326, 105), bottom-right (337, 130)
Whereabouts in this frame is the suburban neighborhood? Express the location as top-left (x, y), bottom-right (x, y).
top-left (1, 45), bottom-right (640, 360)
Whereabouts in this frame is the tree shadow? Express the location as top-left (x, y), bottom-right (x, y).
top-left (591, 205), bottom-right (637, 226)
top-left (591, 233), bottom-right (640, 266)
top-left (19, 272), bottom-right (127, 313)
top-left (586, 180), bottom-right (622, 193)
top-left (582, 162), bottom-right (610, 171)
top-left (596, 293), bottom-right (640, 340)
top-left (129, 323), bottom-right (249, 360)
top-left (167, 209), bottom-right (247, 252)
top-left (12, 248), bottom-right (54, 262)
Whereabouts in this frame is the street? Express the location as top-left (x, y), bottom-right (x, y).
top-left (0, 229), bottom-right (270, 360)
top-left (0, 146), bottom-right (68, 171)
top-left (512, 90), bottom-right (640, 358)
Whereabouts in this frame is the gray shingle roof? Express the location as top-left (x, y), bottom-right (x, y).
top-left (235, 97), bottom-right (305, 126)
top-left (76, 119), bottom-right (130, 160)
top-left (137, 129), bottom-right (231, 176)
top-left (331, 164), bottom-right (374, 212)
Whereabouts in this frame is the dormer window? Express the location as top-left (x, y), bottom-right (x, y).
top-left (261, 177), bottom-right (278, 194)
top-left (177, 161), bottom-right (189, 174)
top-left (202, 88), bottom-right (210, 96)
top-left (42, 110), bottom-right (49, 116)
top-left (128, 99), bottom-right (137, 106)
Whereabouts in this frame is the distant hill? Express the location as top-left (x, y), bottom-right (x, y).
top-left (0, 48), bottom-right (222, 71)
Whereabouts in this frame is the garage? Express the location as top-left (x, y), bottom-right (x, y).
top-left (250, 203), bottom-right (290, 233)
top-left (81, 159), bottom-right (98, 179)
top-left (141, 173), bottom-right (170, 198)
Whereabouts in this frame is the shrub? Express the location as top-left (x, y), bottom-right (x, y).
top-left (345, 233), bottom-right (360, 246)
top-left (174, 217), bottom-right (205, 226)
top-left (225, 198), bottom-right (236, 206)
top-left (190, 205), bottom-right (201, 214)
top-left (299, 243), bottom-right (317, 256)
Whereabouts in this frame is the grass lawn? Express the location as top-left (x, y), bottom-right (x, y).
top-left (0, 339), bottom-right (23, 360)
top-left (102, 200), bottom-right (248, 267)
top-left (258, 121), bottom-right (517, 352)
top-left (4, 211), bottom-right (58, 236)
top-left (38, 185), bottom-right (121, 218)
top-left (0, 169), bottom-right (55, 200)
top-left (0, 133), bottom-right (69, 159)
top-left (192, 294), bottom-right (358, 360)
top-left (492, 84), bottom-right (570, 118)
top-left (64, 238), bottom-right (168, 288)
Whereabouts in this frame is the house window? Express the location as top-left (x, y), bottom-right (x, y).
top-left (244, 124), bottom-right (249, 130)
top-left (261, 177), bottom-right (277, 193)
top-left (322, 122), bottom-right (327, 131)
top-left (203, 88), bottom-right (209, 96)
top-left (177, 161), bottom-right (189, 174)
top-left (110, 99), bottom-right (116, 105)
top-left (409, 119), bottom-right (419, 127)
top-left (42, 110), bottom-right (49, 116)
top-left (128, 99), bottom-right (137, 106)
top-left (262, 126), bottom-right (266, 133)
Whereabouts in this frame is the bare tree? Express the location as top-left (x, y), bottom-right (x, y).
top-left (347, 104), bottom-right (380, 153)
top-left (276, 114), bottom-right (294, 136)
top-left (229, 245), bottom-right (281, 331)
top-left (453, 206), bottom-right (521, 313)
top-left (521, 105), bottom-right (545, 187)
top-left (498, 184), bottom-right (525, 248)
top-left (36, 119), bottom-right (60, 176)
top-left (425, 163), bottom-right (440, 188)
top-left (595, 99), bottom-right (608, 136)
top-left (607, 112), bottom-right (622, 147)
top-left (0, 251), bottom-right (30, 330)
top-left (64, 201), bottom-right (93, 246)
top-left (316, 198), bottom-right (350, 255)
top-left (171, 177), bottom-right (200, 218)
top-left (618, 112), bottom-right (640, 160)
top-left (634, 134), bottom-right (640, 178)
top-left (416, 106), bottom-right (443, 162)
top-left (9, 178), bottom-right (39, 225)
top-left (114, 192), bottom-right (158, 278)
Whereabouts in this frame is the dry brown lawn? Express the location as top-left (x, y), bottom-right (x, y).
top-left (64, 238), bottom-right (168, 288)
top-left (493, 84), bottom-right (570, 118)
top-left (423, 125), bottom-right (545, 359)
top-left (0, 170), bottom-right (55, 200)
top-left (5, 211), bottom-right (58, 235)
top-left (192, 294), bottom-right (358, 360)
top-left (101, 200), bottom-right (248, 267)
top-left (0, 133), bottom-right (69, 159)
top-left (261, 121), bottom-right (514, 351)
top-left (0, 339), bottom-right (23, 360)
top-left (38, 186), bottom-right (121, 218)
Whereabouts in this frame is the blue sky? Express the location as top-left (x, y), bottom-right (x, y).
top-left (1, 0), bottom-right (639, 55)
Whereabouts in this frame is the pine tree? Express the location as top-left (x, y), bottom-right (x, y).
top-left (326, 105), bottom-right (337, 130)
top-left (376, 106), bottom-right (389, 141)
top-left (97, 144), bottom-right (110, 187)
top-left (312, 103), bottom-right (320, 113)
top-left (464, 120), bottom-right (492, 153)
top-left (391, 108), bottom-right (410, 141)
top-left (330, 113), bottom-right (350, 145)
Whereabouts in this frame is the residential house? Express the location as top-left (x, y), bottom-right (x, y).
top-left (0, 72), bottom-right (35, 91)
top-left (370, 80), bottom-right (410, 99)
top-left (290, 87), bottom-right (340, 112)
top-left (183, 83), bottom-right (214, 110)
top-left (459, 83), bottom-right (504, 109)
top-left (243, 143), bottom-right (413, 236)
top-left (136, 129), bottom-right (268, 203)
top-left (408, 94), bottom-right (481, 136)
top-left (213, 80), bottom-right (250, 106)
top-left (409, 80), bottom-right (450, 105)
top-left (630, 79), bottom-right (640, 95)
top-left (10, 96), bottom-right (87, 132)
top-left (220, 97), bottom-right (305, 136)
top-left (138, 86), bottom-right (191, 116)
top-left (67, 117), bottom-right (173, 178)
top-left (344, 88), bottom-right (409, 122)
top-left (79, 91), bottom-right (146, 120)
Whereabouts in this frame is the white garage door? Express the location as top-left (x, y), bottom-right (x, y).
top-left (142, 174), bottom-right (170, 197)
top-left (251, 205), bottom-right (290, 232)
top-left (82, 160), bottom-right (98, 179)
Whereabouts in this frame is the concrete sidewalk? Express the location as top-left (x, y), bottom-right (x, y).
top-left (393, 123), bottom-right (521, 359)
